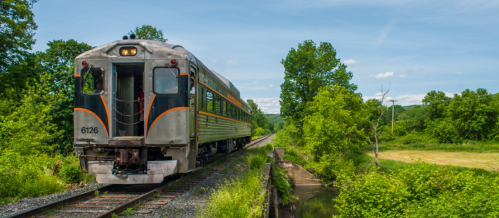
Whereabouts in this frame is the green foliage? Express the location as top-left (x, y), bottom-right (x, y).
top-left (313, 155), bottom-right (355, 183)
top-left (193, 187), bottom-right (210, 195)
top-left (121, 207), bottom-right (134, 216)
top-left (36, 39), bottom-right (92, 154)
top-left (59, 155), bottom-right (82, 183)
top-left (275, 120), bottom-right (285, 132)
top-left (271, 161), bottom-right (296, 205)
top-left (335, 161), bottom-right (499, 217)
top-left (197, 168), bottom-right (266, 218)
top-left (264, 114), bottom-right (285, 126)
top-left (247, 99), bottom-right (274, 134)
top-left (0, 0), bottom-right (38, 71)
top-left (0, 151), bottom-right (73, 200)
top-left (129, 25), bottom-right (167, 42)
top-left (303, 86), bottom-right (369, 158)
top-left (111, 213), bottom-right (118, 218)
top-left (280, 40), bottom-right (357, 131)
top-left (0, 76), bottom-right (64, 155)
top-left (94, 190), bottom-right (100, 198)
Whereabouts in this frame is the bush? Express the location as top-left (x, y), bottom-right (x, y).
top-left (58, 154), bottom-right (84, 183)
top-left (401, 134), bottom-right (422, 144)
top-left (271, 161), bottom-right (297, 205)
top-left (313, 155), bottom-right (355, 183)
top-left (0, 151), bottom-right (67, 200)
top-left (335, 161), bottom-right (499, 217)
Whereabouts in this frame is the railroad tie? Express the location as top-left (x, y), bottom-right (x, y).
top-left (59, 209), bottom-right (108, 213)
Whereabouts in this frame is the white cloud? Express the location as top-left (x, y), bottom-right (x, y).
top-left (400, 74), bottom-right (407, 78)
top-left (374, 71), bottom-right (394, 79)
top-left (244, 98), bottom-right (280, 107)
top-left (343, 59), bottom-right (357, 66)
top-left (227, 60), bottom-right (238, 65)
top-left (207, 60), bottom-right (218, 66)
top-left (363, 92), bottom-right (455, 106)
top-left (407, 68), bottom-right (420, 73)
top-left (269, 84), bottom-right (274, 88)
top-left (260, 107), bottom-right (281, 114)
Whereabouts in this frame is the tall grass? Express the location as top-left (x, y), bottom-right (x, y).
top-left (0, 151), bottom-right (87, 204)
top-left (197, 144), bottom-right (273, 218)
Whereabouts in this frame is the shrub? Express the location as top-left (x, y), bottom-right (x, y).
top-left (59, 155), bottom-right (83, 184)
top-left (335, 172), bottom-right (410, 217)
top-left (271, 161), bottom-right (296, 205)
top-left (335, 161), bottom-right (499, 217)
top-left (401, 134), bottom-right (422, 144)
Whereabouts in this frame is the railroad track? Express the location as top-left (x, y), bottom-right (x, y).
top-left (8, 135), bottom-right (273, 218)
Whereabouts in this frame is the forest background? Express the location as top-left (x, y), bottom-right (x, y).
top-left (272, 39), bottom-right (499, 217)
top-left (0, 0), bottom-right (276, 204)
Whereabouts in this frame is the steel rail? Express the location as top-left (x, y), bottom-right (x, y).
top-left (98, 134), bottom-right (273, 218)
top-left (6, 185), bottom-right (115, 218)
top-left (7, 135), bottom-right (273, 218)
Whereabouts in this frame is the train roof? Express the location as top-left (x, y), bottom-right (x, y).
top-left (76, 39), bottom-right (251, 111)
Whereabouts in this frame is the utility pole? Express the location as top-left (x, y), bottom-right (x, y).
top-left (389, 99), bottom-right (397, 133)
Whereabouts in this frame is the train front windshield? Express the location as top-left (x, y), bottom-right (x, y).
top-left (154, 68), bottom-right (179, 94)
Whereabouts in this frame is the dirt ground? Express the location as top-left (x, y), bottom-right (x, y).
top-left (367, 150), bottom-right (499, 171)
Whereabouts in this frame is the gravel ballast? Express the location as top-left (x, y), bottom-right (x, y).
top-left (0, 183), bottom-right (104, 218)
top-left (143, 135), bottom-right (275, 218)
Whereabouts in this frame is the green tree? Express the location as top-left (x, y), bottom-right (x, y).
top-left (0, 76), bottom-right (64, 155)
top-left (447, 88), bottom-right (498, 141)
top-left (422, 90), bottom-right (450, 120)
top-left (275, 121), bottom-right (285, 132)
top-left (280, 40), bottom-right (357, 132)
top-left (0, 0), bottom-right (38, 72)
top-left (303, 86), bottom-right (369, 159)
top-left (129, 25), bottom-right (167, 42)
top-left (36, 39), bottom-right (92, 153)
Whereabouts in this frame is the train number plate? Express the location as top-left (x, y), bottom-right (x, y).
top-left (81, 127), bottom-right (98, 134)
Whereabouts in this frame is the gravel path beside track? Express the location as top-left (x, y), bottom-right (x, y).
top-left (0, 183), bottom-right (104, 218)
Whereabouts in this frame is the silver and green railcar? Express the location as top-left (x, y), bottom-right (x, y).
top-left (73, 35), bottom-right (252, 184)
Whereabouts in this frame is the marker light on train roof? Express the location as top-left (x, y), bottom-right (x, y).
top-left (82, 61), bottom-right (87, 67)
top-left (171, 59), bottom-right (177, 65)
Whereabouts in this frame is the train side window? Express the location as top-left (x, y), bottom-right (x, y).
top-left (222, 100), bottom-right (226, 116)
top-left (215, 96), bottom-right (221, 114)
top-left (198, 87), bottom-right (204, 111)
top-left (207, 91), bottom-right (214, 112)
top-left (232, 106), bottom-right (236, 120)
top-left (228, 104), bottom-right (232, 118)
top-left (82, 68), bottom-right (104, 94)
top-left (153, 68), bottom-right (178, 94)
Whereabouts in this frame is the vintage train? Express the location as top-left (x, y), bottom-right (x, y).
top-left (73, 35), bottom-right (252, 184)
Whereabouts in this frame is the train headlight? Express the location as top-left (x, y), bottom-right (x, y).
top-left (121, 48), bottom-right (129, 56)
top-left (119, 47), bottom-right (137, 56)
top-left (130, 48), bottom-right (137, 55)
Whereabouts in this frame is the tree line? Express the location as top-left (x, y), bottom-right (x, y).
top-left (274, 39), bottom-right (499, 217)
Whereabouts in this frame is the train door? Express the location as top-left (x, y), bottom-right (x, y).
top-left (188, 65), bottom-right (198, 170)
top-left (113, 63), bottom-right (145, 137)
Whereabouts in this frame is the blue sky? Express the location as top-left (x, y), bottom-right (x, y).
top-left (31, 0), bottom-right (499, 113)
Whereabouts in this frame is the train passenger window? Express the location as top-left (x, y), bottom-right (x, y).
top-left (154, 68), bottom-right (178, 94)
top-left (215, 96), bottom-right (221, 114)
top-left (198, 87), bottom-right (204, 111)
top-left (222, 100), bottom-right (226, 116)
top-left (207, 91), bottom-right (214, 112)
top-left (82, 68), bottom-right (104, 94)
top-left (232, 106), bottom-right (236, 120)
top-left (228, 104), bottom-right (232, 118)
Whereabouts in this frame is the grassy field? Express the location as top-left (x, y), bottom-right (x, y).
top-left (367, 150), bottom-right (499, 171)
